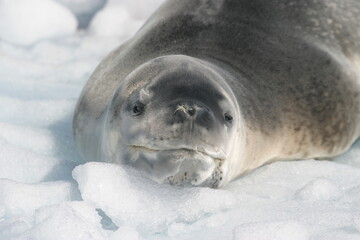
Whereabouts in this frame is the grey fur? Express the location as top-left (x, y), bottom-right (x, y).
top-left (74, 0), bottom-right (360, 187)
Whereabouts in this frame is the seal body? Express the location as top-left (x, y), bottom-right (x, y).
top-left (74, 0), bottom-right (360, 187)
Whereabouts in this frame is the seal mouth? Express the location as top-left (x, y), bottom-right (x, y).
top-left (128, 145), bottom-right (226, 161)
top-left (127, 144), bottom-right (225, 187)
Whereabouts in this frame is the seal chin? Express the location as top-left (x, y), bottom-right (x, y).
top-left (127, 145), bottom-right (225, 188)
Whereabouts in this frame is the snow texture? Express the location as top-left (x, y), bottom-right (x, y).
top-left (0, 0), bottom-right (77, 46)
top-left (0, 0), bottom-right (360, 239)
top-left (88, 0), bottom-right (164, 38)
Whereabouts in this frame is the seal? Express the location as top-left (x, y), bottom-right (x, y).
top-left (73, 0), bottom-right (360, 188)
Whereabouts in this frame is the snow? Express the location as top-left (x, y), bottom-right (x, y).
top-left (0, 0), bottom-right (77, 46)
top-left (233, 220), bottom-right (309, 240)
top-left (89, 5), bottom-right (142, 38)
top-left (72, 162), bottom-right (237, 235)
top-left (0, 179), bottom-right (79, 218)
top-left (0, 0), bottom-right (360, 239)
top-left (296, 178), bottom-right (343, 201)
top-left (88, 0), bottom-right (165, 38)
top-left (18, 202), bottom-right (108, 240)
top-left (106, 0), bottom-right (165, 21)
top-left (110, 226), bottom-right (140, 240)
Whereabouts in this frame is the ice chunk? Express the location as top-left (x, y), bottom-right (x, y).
top-left (89, 5), bottom-right (142, 39)
top-left (89, 0), bottom-right (165, 39)
top-left (15, 202), bottom-right (108, 240)
top-left (233, 220), bottom-right (309, 240)
top-left (0, 0), bottom-right (77, 45)
top-left (296, 178), bottom-right (343, 201)
top-left (55, 0), bottom-right (107, 28)
top-left (0, 179), bottom-right (80, 217)
top-left (72, 162), bottom-right (237, 234)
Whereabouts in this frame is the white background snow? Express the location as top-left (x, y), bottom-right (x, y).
top-left (0, 0), bottom-right (360, 239)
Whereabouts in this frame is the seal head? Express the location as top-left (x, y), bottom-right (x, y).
top-left (103, 55), bottom-right (242, 188)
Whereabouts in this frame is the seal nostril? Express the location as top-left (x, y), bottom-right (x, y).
top-left (187, 107), bottom-right (196, 116)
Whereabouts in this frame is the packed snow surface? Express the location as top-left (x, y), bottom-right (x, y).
top-left (0, 0), bottom-right (77, 45)
top-left (1, 0), bottom-right (360, 239)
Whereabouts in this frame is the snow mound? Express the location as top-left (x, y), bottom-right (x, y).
top-left (72, 162), bottom-right (237, 235)
top-left (89, 0), bottom-right (164, 38)
top-left (0, 0), bottom-right (77, 46)
top-left (233, 220), bottom-right (309, 240)
top-left (70, 160), bottom-right (360, 239)
top-left (296, 178), bottom-right (343, 200)
top-left (17, 202), bottom-right (107, 240)
top-left (89, 5), bottom-right (142, 38)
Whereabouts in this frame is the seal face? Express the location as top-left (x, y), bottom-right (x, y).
top-left (103, 55), bottom-right (241, 187)
top-left (74, 0), bottom-right (360, 188)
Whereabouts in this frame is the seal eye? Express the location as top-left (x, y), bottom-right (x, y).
top-left (132, 102), bottom-right (145, 116)
top-left (224, 113), bottom-right (233, 123)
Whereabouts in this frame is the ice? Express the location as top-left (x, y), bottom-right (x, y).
top-left (233, 220), bottom-right (309, 240)
top-left (0, 216), bottom-right (32, 239)
top-left (110, 226), bottom-right (140, 240)
top-left (314, 230), bottom-right (360, 240)
top-left (0, 97), bottom-right (75, 127)
top-left (0, 139), bottom-right (74, 183)
top-left (355, 214), bottom-right (360, 232)
top-left (16, 202), bottom-right (108, 240)
top-left (0, 0), bottom-right (360, 239)
top-left (89, 0), bottom-right (164, 38)
top-left (0, 123), bottom-right (56, 155)
top-left (0, 0), bottom-right (77, 46)
top-left (72, 162), bottom-right (237, 235)
top-left (0, 179), bottom-right (80, 218)
top-left (72, 161), bottom-right (360, 239)
top-left (89, 5), bottom-right (142, 38)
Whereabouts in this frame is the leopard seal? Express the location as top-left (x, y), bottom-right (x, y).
top-left (73, 0), bottom-right (360, 188)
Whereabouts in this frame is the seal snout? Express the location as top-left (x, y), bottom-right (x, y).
top-left (172, 101), bottom-right (215, 128)
top-left (186, 106), bottom-right (196, 116)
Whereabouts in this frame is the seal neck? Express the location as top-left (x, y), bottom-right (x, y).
top-left (202, 57), bottom-right (286, 184)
